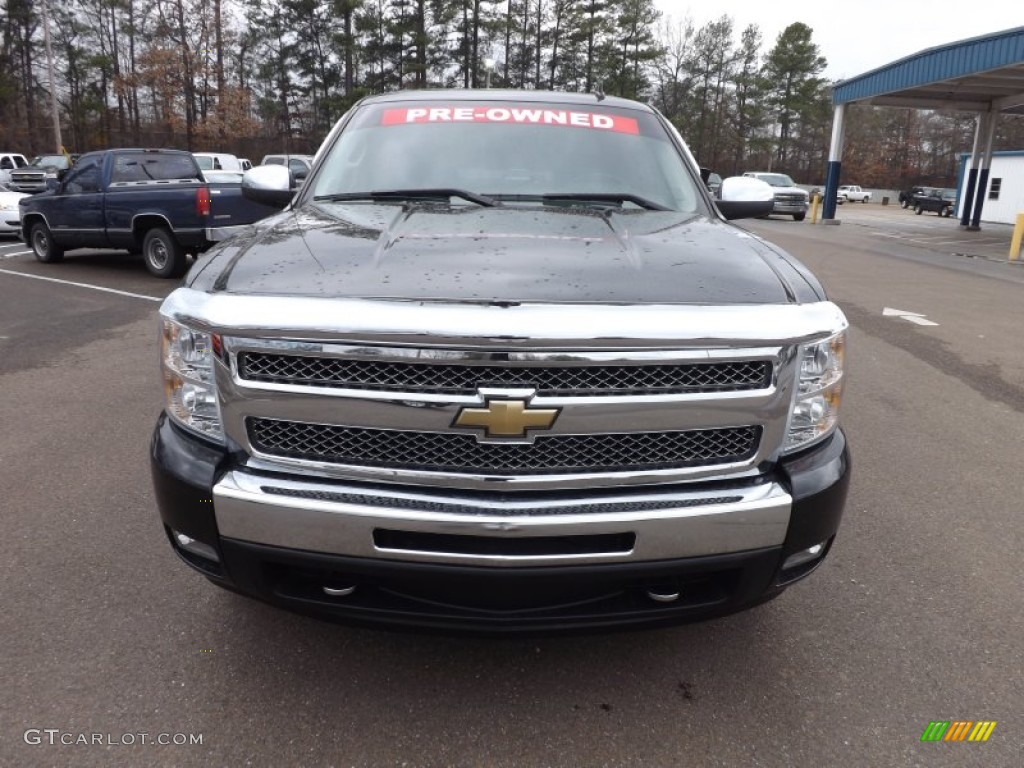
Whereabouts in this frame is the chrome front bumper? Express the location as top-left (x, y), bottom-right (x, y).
top-left (772, 200), bottom-right (808, 214)
top-left (214, 469), bottom-right (792, 567)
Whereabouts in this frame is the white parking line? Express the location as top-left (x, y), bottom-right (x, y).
top-left (2, 250), bottom-right (31, 259)
top-left (0, 269), bottom-right (162, 302)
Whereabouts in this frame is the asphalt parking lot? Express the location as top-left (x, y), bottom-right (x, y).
top-left (821, 202), bottom-right (1019, 264)
top-left (1, 209), bottom-right (1022, 767)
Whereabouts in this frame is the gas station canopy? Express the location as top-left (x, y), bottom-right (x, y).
top-left (832, 26), bottom-right (1024, 113)
top-left (823, 26), bottom-right (1024, 225)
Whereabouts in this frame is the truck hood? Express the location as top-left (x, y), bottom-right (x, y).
top-left (769, 185), bottom-right (807, 197)
top-left (192, 202), bottom-right (822, 304)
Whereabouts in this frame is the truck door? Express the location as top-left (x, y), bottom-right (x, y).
top-left (49, 158), bottom-right (106, 248)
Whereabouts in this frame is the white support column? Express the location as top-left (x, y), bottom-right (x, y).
top-left (969, 111), bottom-right (998, 230)
top-left (822, 104), bottom-right (846, 221)
top-left (961, 113), bottom-right (988, 226)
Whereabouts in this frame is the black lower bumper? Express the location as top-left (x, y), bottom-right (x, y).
top-left (151, 414), bottom-right (850, 633)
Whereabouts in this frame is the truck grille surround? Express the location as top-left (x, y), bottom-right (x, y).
top-left (214, 328), bottom-right (799, 489)
top-left (238, 352), bottom-right (772, 395)
top-left (248, 418), bottom-right (762, 475)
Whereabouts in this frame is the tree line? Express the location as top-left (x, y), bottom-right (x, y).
top-left (2, 0), bottom-right (1022, 188)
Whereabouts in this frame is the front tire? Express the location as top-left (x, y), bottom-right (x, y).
top-left (142, 227), bottom-right (188, 279)
top-left (793, 212), bottom-right (806, 222)
top-left (29, 222), bottom-right (64, 263)
top-left (901, 199), bottom-right (910, 209)
top-left (915, 206), bottom-right (923, 215)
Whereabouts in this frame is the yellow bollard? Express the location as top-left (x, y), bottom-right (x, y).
top-left (1010, 213), bottom-right (1024, 261)
top-left (810, 193), bottom-right (820, 224)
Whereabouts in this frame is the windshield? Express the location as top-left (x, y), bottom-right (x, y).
top-left (31, 155), bottom-right (69, 168)
top-left (757, 173), bottom-right (796, 187)
top-left (311, 101), bottom-right (701, 212)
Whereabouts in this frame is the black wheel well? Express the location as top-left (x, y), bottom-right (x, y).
top-left (22, 213), bottom-right (45, 240)
top-left (132, 215), bottom-right (173, 246)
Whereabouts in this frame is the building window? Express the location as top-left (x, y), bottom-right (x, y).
top-left (988, 178), bottom-right (1001, 200)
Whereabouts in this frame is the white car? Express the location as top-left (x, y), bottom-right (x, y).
top-left (193, 152), bottom-right (243, 172)
top-left (260, 154), bottom-right (314, 181)
top-left (0, 188), bottom-right (27, 235)
top-left (200, 170), bottom-right (244, 184)
top-left (837, 185), bottom-right (871, 203)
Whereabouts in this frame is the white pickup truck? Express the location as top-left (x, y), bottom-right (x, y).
top-left (0, 152), bottom-right (30, 186)
top-left (837, 185), bottom-right (871, 203)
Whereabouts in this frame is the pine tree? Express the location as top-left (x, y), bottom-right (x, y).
top-left (760, 22), bottom-right (826, 170)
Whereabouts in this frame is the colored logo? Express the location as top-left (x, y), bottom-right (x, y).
top-left (921, 721), bottom-right (997, 742)
top-left (453, 397), bottom-right (559, 440)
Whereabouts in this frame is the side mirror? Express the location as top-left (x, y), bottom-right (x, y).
top-left (715, 177), bottom-right (775, 220)
top-left (45, 178), bottom-right (61, 192)
top-left (241, 165), bottom-right (294, 208)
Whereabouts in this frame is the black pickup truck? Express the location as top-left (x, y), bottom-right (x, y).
top-left (898, 186), bottom-right (926, 208)
top-left (152, 90), bottom-right (850, 633)
top-left (912, 187), bottom-right (957, 217)
top-left (19, 149), bottom-right (280, 277)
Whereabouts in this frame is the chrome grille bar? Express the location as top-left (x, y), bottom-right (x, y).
top-left (248, 418), bottom-right (761, 475)
top-left (238, 352), bottom-right (771, 395)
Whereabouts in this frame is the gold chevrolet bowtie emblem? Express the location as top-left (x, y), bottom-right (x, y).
top-left (453, 398), bottom-right (560, 439)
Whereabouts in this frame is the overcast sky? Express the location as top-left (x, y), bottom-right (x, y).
top-left (653, 0), bottom-right (1018, 81)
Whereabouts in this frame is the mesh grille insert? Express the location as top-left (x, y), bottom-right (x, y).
top-left (238, 353), bottom-right (772, 395)
top-left (248, 418), bottom-right (761, 475)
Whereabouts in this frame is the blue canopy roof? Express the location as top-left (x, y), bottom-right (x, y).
top-left (832, 26), bottom-right (1024, 114)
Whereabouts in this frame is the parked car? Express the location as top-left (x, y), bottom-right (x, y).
top-left (260, 153), bottom-right (314, 182)
top-left (0, 152), bottom-right (29, 185)
top-left (193, 152), bottom-right (244, 172)
top-left (912, 188), bottom-right (957, 217)
top-left (707, 171), bottom-right (723, 198)
top-left (0, 187), bottom-right (28, 235)
top-left (837, 185), bottom-right (871, 203)
top-left (8, 153), bottom-right (76, 193)
top-left (19, 148), bottom-right (282, 277)
top-left (742, 172), bottom-right (809, 220)
top-left (152, 89), bottom-right (850, 632)
top-left (899, 185), bottom-right (927, 208)
top-left (200, 170), bottom-right (244, 184)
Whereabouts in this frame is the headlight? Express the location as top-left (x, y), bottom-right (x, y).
top-left (161, 318), bottom-right (224, 442)
top-left (784, 331), bottom-right (845, 452)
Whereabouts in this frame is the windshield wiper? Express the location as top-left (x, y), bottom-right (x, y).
top-left (538, 192), bottom-right (671, 211)
top-left (314, 188), bottom-right (498, 207)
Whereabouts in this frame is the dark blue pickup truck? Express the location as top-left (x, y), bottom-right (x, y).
top-left (18, 148), bottom-right (280, 277)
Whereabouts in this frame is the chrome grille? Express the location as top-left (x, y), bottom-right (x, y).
top-left (238, 353), bottom-right (771, 395)
top-left (248, 418), bottom-right (761, 475)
